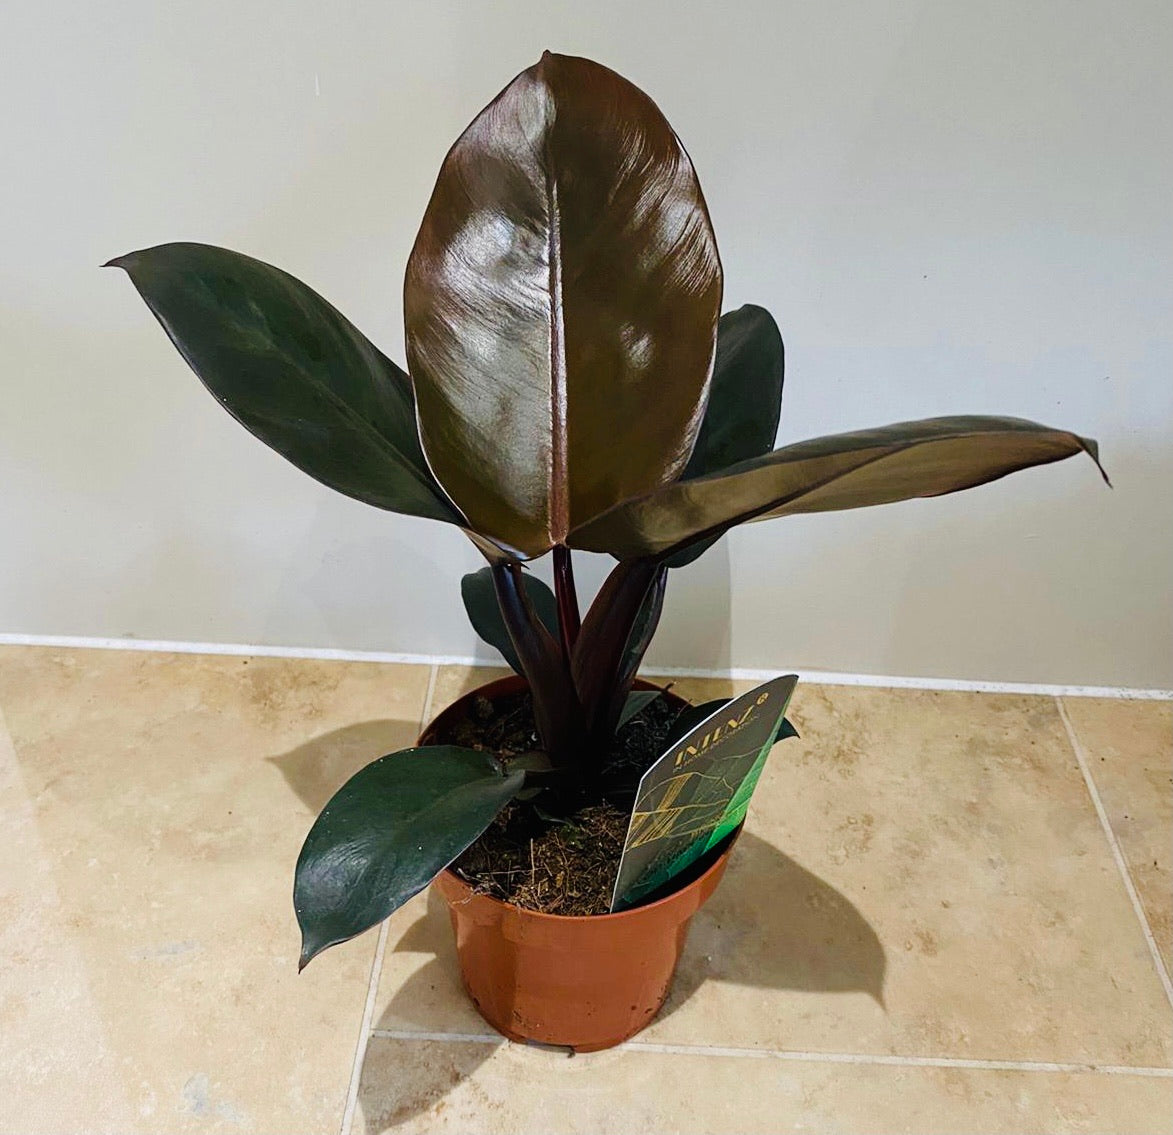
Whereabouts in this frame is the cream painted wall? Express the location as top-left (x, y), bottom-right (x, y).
top-left (2, 1), bottom-right (1170, 687)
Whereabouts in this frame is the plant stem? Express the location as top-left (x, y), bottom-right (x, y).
top-left (490, 562), bottom-right (578, 765)
top-left (552, 544), bottom-right (581, 659)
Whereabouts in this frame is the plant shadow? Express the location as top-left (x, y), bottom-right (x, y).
top-left (271, 721), bottom-right (885, 1131)
top-left (267, 718), bottom-right (422, 814)
top-left (357, 892), bottom-right (504, 1132)
top-left (353, 831), bottom-right (885, 1132)
top-left (660, 830), bottom-right (886, 1016)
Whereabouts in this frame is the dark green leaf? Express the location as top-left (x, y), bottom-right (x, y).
top-left (664, 698), bottom-right (731, 749)
top-left (461, 567), bottom-right (558, 675)
top-left (682, 305), bottom-right (785, 479)
top-left (669, 305), bottom-right (785, 568)
top-left (405, 52), bottom-right (722, 558)
top-left (775, 717), bottom-right (799, 743)
top-left (618, 689), bottom-right (664, 729)
top-left (489, 563), bottom-right (579, 759)
top-left (108, 242), bottom-right (462, 524)
top-left (295, 746), bottom-right (523, 969)
top-left (603, 566), bottom-right (669, 737)
top-left (624, 570), bottom-right (668, 679)
top-left (533, 805), bottom-right (572, 825)
top-left (571, 416), bottom-right (1108, 559)
top-left (507, 751), bottom-right (554, 774)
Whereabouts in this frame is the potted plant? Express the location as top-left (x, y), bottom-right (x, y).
top-left (108, 52), bottom-right (1105, 1052)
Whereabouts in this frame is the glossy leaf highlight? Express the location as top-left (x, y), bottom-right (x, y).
top-left (570, 416), bottom-right (1108, 559)
top-left (405, 52), bottom-right (722, 557)
top-left (295, 746), bottom-right (524, 969)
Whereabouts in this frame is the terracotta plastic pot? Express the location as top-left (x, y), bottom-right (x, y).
top-left (423, 675), bottom-right (738, 1052)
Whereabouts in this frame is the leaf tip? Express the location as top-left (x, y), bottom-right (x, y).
top-left (776, 718), bottom-right (800, 742)
top-left (298, 936), bottom-right (322, 973)
top-left (296, 910), bottom-right (329, 972)
top-left (1080, 436), bottom-right (1112, 489)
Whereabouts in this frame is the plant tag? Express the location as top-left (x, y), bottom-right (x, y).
top-left (610, 674), bottom-right (798, 912)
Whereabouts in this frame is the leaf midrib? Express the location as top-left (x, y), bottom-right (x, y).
top-left (545, 140), bottom-right (569, 544)
top-left (577, 423), bottom-right (1087, 557)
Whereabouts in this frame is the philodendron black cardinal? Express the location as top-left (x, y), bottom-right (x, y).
top-left (108, 52), bottom-right (1107, 967)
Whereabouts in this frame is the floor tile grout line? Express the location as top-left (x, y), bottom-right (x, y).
top-left (366, 1029), bottom-right (1173, 1077)
top-left (339, 665), bottom-right (439, 1135)
top-left (623, 1043), bottom-right (1173, 1077)
top-left (1055, 695), bottom-right (1173, 1011)
top-left (372, 1030), bottom-right (502, 1044)
top-left (339, 922), bottom-right (390, 1135)
top-left (418, 663), bottom-right (441, 736)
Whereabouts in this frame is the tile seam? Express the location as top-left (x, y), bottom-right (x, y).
top-left (338, 666), bottom-right (438, 1135)
top-left (366, 1029), bottom-right (1173, 1076)
top-left (1055, 695), bottom-right (1173, 1011)
top-left (419, 663), bottom-right (441, 733)
top-left (339, 923), bottom-right (390, 1135)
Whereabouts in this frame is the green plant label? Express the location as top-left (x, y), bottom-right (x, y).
top-left (610, 674), bottom-right (798, 911)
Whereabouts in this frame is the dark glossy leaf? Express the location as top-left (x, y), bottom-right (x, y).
top-left (405, 52), bottom-right (722, 558)
top-left (618, 689), bottom-right (664, 729)
top-left (296, 746), bottom-right (524, 969)
top-left (108, 242), bottom-right (462, 524)
top-left (775, 717), bottom-right (800, 742)
top-left (664, 698), bottom-right (730, 749)
top-left (668, 305), bottom-right (785, 568)
top-left (682, 305), bottom-right (785, 479)
top-left (461, 567), bottom-right (558, 675)
top-left (490, 564), bottom-right (580, 761)
top-left (507, 751), bottom-right (553, 774)
top-left (571, 559), bottom-right (663, 751)
top-left (570, 416), bottom-right (1108, 559)
top-left (605, 566), bottom-right (669, 736)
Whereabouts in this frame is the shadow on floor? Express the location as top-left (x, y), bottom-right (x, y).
top-left (661, 830), bottom-right (886, 1014)
top-left (267, 718), bottom-right (422, 814)
top-left (268, 720), bottom-right (886, 1131)
top-left (267, 719), bottom-right (504, 1131)
top-left (356, 833), bottom-right (885, 1131)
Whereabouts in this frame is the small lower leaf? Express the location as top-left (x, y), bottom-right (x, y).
top-left (775, 717), bottom-right (799, 743)
top-left (462, 566), bottom-right (558, 676)
top-left (668, 305), bottom-right (786, 568)
top-left (664, 698), bottom-right (730, 749)
top-left (618, 689), bottom-right (664, 729)
top-left (295, 746), bottom-right (524, 969)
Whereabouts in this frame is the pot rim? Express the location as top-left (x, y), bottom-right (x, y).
top-left (437, 823), bottom-right (738, 925)
top-left (426, 673), bottom-right (736, 924)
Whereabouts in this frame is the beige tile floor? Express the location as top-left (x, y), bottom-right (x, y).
top-left (0, 646), bottom-right (1168, 1134)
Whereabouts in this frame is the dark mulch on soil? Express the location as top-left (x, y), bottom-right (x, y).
top-left (454, 801), bottom-right (630, 915)
top-left (431, 687), bottom-right (682, 915)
